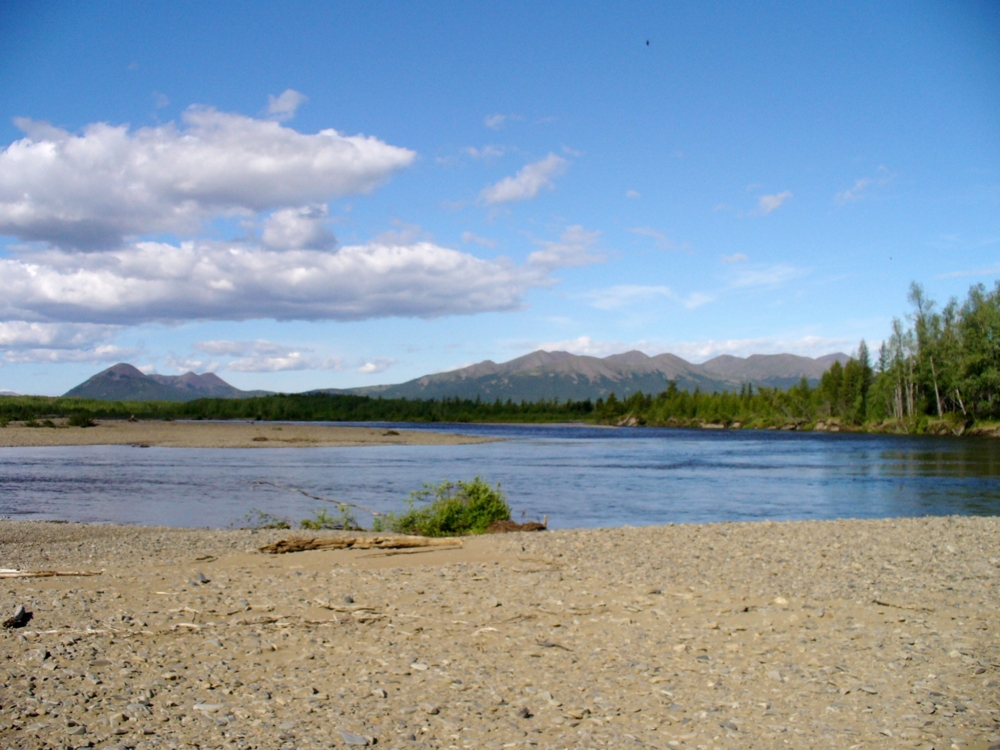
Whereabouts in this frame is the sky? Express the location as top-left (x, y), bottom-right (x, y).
top-left (0, 1), bottom-right (998, 396)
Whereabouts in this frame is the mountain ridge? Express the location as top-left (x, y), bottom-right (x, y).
top-left (325, 349), bottom-right (850, 402)
top-left (63, 364), bottom-right (271, 402)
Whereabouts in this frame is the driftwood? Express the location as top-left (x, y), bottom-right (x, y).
top-left (0, 569), bottom-right (103, 579)
top-left (250, 480), bottom-right (384, 517)
top-left (486, 515), bottom-right (548, 533)
top-left (259, 535), bottom-right (463, 555)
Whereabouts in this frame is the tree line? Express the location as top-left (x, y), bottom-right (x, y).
top-left (2, 280), bottom-right (997, 434)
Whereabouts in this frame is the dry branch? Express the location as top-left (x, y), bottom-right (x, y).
top-left (0, 569), bottom-right (102, 579)
top-left (259, 535), bottom-right (462, 554)
top-left (250, 480), bottom-right (384, 517)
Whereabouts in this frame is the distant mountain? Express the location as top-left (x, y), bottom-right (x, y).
top-left (0, 390), bottom-right (20, 397)
top-left (63, 363), bottom-right (271, 402)
top-left (319, 349), bottom-right (850, 403)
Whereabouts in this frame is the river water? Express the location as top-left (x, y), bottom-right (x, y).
top-left (1, 423), bottom-right (998, 529)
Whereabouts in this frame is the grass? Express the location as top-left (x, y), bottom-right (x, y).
top-left (373, 478), bottom-right (510, 537)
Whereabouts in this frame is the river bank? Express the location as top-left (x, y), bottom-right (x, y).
top-left (0, 421), bottom-right (498, 449)
top-left (1, 516), bottom-right (998, 749)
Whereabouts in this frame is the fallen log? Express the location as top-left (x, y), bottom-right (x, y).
top-left (0, 569), bottom-right (103, 579)
top-left (486, 515), bottom-right (548, 533)
top-left (259, 535), bottom-right (463, 554)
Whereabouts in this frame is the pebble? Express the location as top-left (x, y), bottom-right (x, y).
top-left (338, 729), bottom-right (369, 745)
top-left (0, 516), bottom-right (996, 749)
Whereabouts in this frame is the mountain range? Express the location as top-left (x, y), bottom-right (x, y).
top-left (62, 363), bottom-right (271, 402)
top-left (321, 349), bottom-right (849, 402)
top-left (61, 350), bottom-right (848, 403)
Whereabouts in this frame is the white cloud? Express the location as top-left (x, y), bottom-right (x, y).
top-left (729, 263), bottom-right (806, 288)
top-left (261, 205), bottom-right (337, 250)
top-left (229, 351), bottom-right (316, 372)
top-left (588, 285), bottom-right (713, 311)
top-left (720, 253), bottom-right (748, 264)
top-left (834, 166), bottom-right (892, 205)
top-left (190, 339), bottom-right (345, 372)
top-left (756, 191), bottom-right (792, 215)
top-left (527, 225), bottom-right (604, 269)
top-left (0, 239), bottom-right (544, 324)
top-left (461, 231), bottom-right (497, 248)
top-left (3, 344), bottom-right (137, 364)
top-left (464, 145), bottom-right (506, 160)
top-left (358, 357), bottom-right (395, 374)
top-left (626, 190), bottom-right (640, 199)
top-left (266, 89), bottom-right (308, 121)
top-left (484, 114), bottom-right (523, 130)
top-left (152, 92), bottom-right (170, 109)
top-left (0, 105), bottom-right (415, 249)
top-left (479, 154), bottom-right (568, 204)
top-left (628, 227), bottom-right (689, 251)
top-left (0, 321), bottom-right (119, 349)
top-left (163, 355), bottom-right (215, 372)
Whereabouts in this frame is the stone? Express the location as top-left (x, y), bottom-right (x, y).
top-left (371, 688), bottom-right (388, 698)
top-left (419, 702), bottom-right (439, 715)
top-left (338, 729), bottom-right (369, 745)
top-left (2, 604), bottom-right (31, 629)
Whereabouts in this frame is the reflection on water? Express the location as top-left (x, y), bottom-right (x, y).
top-left (1, 423), bottom-right (998, 529)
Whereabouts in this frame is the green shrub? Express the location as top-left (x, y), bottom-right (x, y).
top-left (300, 505), bottom-right (360, 531)
top-left (240, 508), bottom-right (291, 529)
top-left (378, 478), bottom-right (510, 537)
top-left (67, 413), bottom-right (96, 428)
top-left (23, 419), bottom-right (41, 428)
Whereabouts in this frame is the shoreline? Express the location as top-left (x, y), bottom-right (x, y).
top-left (1, 515), bottom-right (997, 749)
top-left (0, 420), bottom-right (499, 449)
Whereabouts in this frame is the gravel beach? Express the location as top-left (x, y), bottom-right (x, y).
top-left (1, 517), bottom-right (998, 750)
top-left (0, 422), bottom-right (496, 449)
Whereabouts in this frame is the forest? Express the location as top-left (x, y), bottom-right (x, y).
top-left (2, 281), bottom-right (998, 435)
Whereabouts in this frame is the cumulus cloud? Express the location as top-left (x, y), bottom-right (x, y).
top-left (229, 351), bottom-right (316, 372)
top-left (0, 321), bottom-right (119, 349)
top-left (0, 239), bottom-right (543, 324)
top-left (266, 89), bottom-right (307, 121)
top-left (358, 357), bottom-right (395, 374)
top-left (720, 253), bottom-right (748, 264)
top-left (527, 225), bottom-right (604, 269)
top-left (261, 205), bottom-right (337, 250)
top-left (531, 335), bottom-right (637, 358)
top-left (756, 191), bottom-right (792, 215)
top-left (834, 166), bottom-right (892, 205)
top-left (3, 344), bottom-right (137, 364)
top-left (588, 285), bottom-right (713, 311)
top-left (479, 154), bottom-right (568, 204)
top-left (0, 106), bottom-right (415, 249)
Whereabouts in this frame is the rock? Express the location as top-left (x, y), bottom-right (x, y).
top-left (343, 594), bottom-right (354, 604)
top-left (371, 688), bottom-right (387, 698)
top-left (3, 604), bottom-right (31, 629)
top-left (516, 706), bottom-right (532, 719)
top-left (419, 702), bottom-right (439, 715)
top-left (338, 729), bottom-right (369, 745)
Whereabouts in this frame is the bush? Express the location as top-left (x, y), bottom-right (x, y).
top-left (67, 413), bottom-right (96, 428)
top-left (300, 505), bottom-right (360, 531)
top-left (377, 478), bottom-right (510, 537)
top-left (240, 509), bottom-right (291, 529)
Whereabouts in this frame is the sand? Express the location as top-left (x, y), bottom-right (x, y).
top-left (0, 421), bottom-right (497, 449)
top-left (1, 516), bottom-right (998, 750)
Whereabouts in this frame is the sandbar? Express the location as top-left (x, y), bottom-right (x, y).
top-left (1, 515), bottom-right (997, 748)
top-left (0, 420), bottom-right (497, 449)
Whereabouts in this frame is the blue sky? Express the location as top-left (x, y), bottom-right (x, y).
top-left (0, 1), bottom-right (997, 395)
